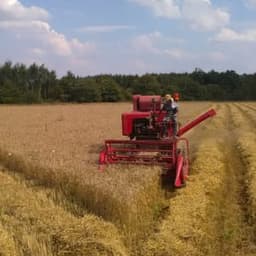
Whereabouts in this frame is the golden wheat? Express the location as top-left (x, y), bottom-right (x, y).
top-left (0, 101), bottom-right (228, 255)
top-left (0, 223), bottom-right (18, 256)
top-left (0, 102), bottom-right (212, 243)
top-left (0, 169), bottom-right (128, 256)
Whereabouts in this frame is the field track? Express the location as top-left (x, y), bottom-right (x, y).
top-left (0, 102), bottom-right (255, 255)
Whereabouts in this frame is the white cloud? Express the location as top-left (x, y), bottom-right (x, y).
top-left (78, 25), bottom-right (136, 33)
top-left (0, 0), bottom-right (95, 75)
top-left (132, 31), bottom-right (162, 54)
top-left (31, 48), bottom-right (45, 57)
top-left (214, 28), bottom-right (256, 42)
top-left (182, 0), bottom-right (230, 31)
top-left (0, 0), bottom-right (48, 20)
top-left (0, 20), bottom-right (95, 57)
top-left (164, 48), bottom-right (192, 59)
top-left (130, 0), bottom-right (181, 18)
top-left (132, 32), bottom-right (192, 60)
top-left (130, 0), bottom-right (230, 31)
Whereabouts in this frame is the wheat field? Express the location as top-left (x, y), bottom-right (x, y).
top-left (0, 102), bottom-right (256, 255)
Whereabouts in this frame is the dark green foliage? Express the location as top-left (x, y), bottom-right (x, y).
top-left (0, 79), bottom-right (23, 103)
top-left (0, 62), bottom-right (57, 104)
top-left (131, 74), bottom-right (162, 95)
top-left (0, 62), bottom-right (256, 103)
top-left (97, 77), bottom-right (123, 102)
top-left (69, 79), bottom-right (102, 103)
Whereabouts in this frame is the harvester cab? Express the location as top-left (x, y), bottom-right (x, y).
top-left (99, 95), bottom-right (216, 188)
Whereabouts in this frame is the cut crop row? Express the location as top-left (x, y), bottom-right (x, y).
top-left (140, 103), bottom-right (256, 256)
top-left (229, 104), bottom-right (256, 222)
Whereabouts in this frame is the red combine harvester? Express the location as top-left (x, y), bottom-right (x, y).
top-left (99, 95), bottom-right (216, 187)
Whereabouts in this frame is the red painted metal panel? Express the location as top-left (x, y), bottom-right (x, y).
top-left (122, 112), bottom-right (151, 136)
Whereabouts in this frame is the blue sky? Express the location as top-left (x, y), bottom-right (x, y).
top-left (1, 0), bottom-right (256, 76)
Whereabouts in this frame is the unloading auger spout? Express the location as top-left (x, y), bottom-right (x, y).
top-left (177, 109), bottom-right (216, 137)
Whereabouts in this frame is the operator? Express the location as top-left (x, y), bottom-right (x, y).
top-left (161, 93), bottom-right (179, 137)
top-left (172, 92), bottom-right (179, 135)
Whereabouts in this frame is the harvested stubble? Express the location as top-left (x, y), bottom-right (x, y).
top-left (0, 102), bottom-right (211, 248)
top-left (229, 104), bottom-right (256, 220)
top-left (0, 169), bottom-right (128, 256)
top-left (140, 103), bottom-right (256, 256)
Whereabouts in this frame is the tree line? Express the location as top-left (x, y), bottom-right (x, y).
top-left (0, 62), bottom-right (255, 104)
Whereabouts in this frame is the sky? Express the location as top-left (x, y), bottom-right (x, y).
top-left (1, 0), bottom-right (256, 76)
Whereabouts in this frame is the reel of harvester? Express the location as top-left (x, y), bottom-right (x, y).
top-left (99, 95), bottom-right (216, 188)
